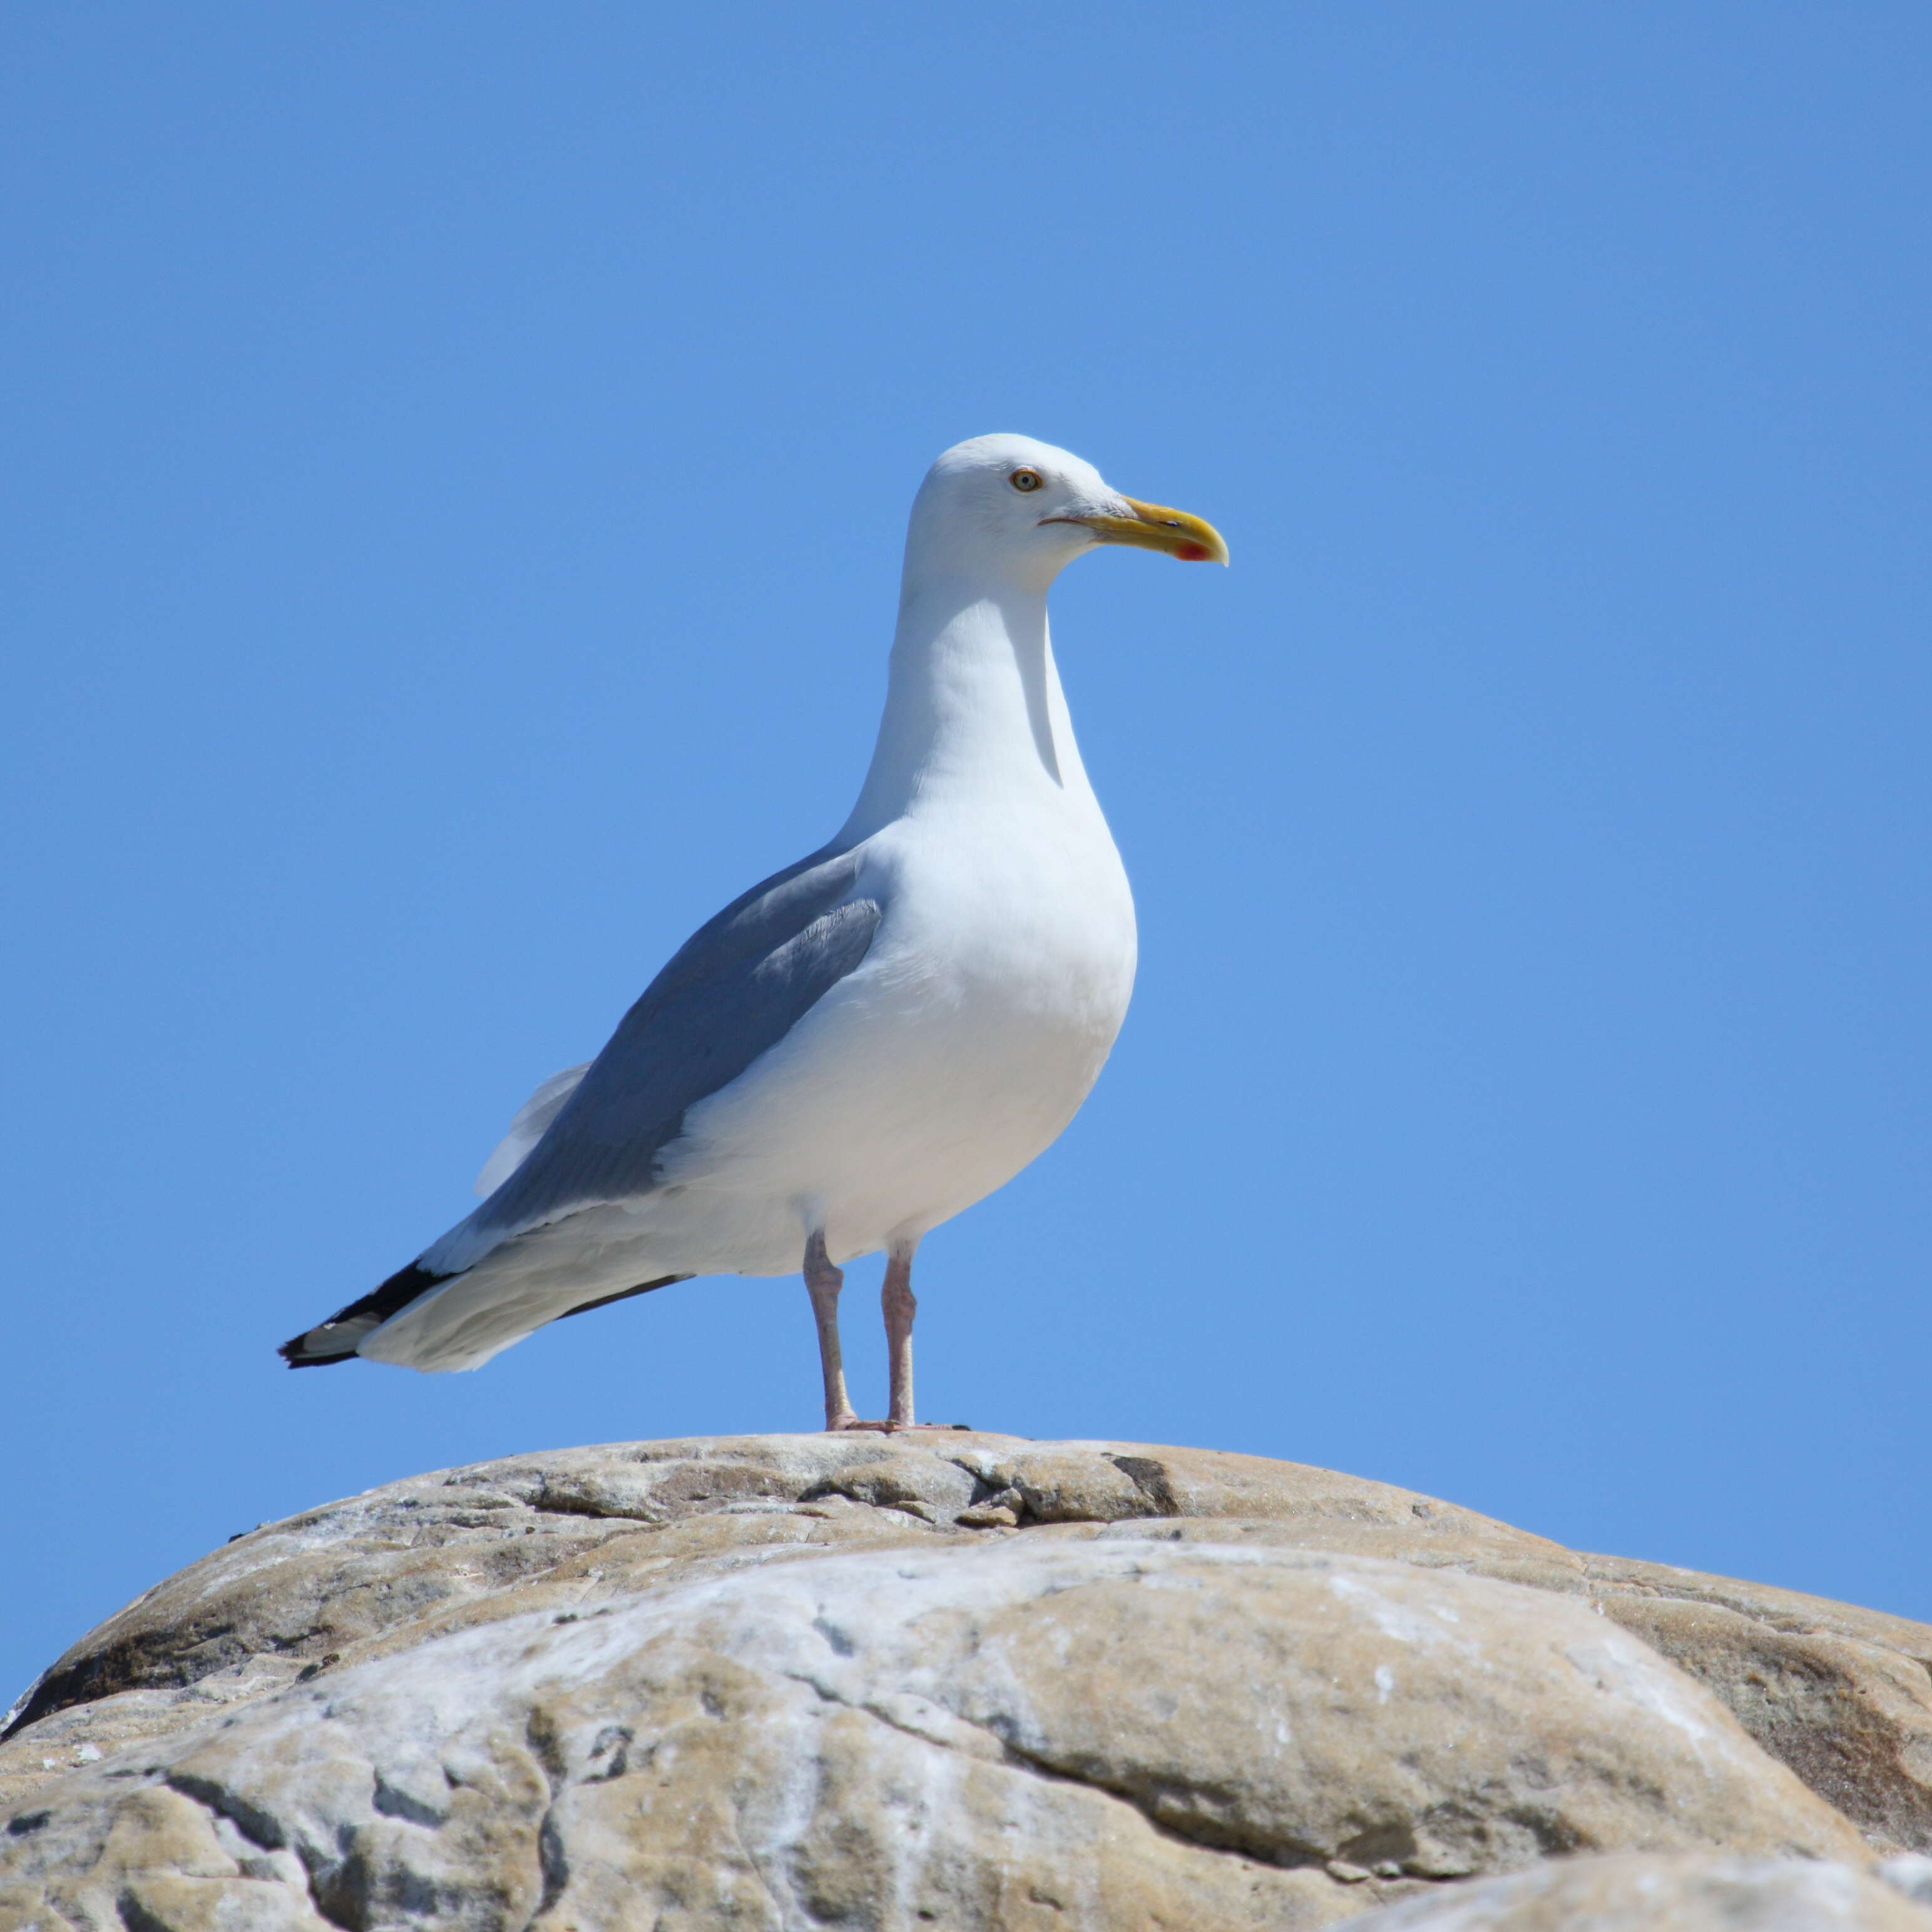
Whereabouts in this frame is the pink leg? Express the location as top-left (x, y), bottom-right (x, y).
top-left (881, 1239), bottom-right (959, 1431)
top-left (882, 1240), bottom-right (917, 1429)
top-left (805, 1231), bottom-right (888, 1433)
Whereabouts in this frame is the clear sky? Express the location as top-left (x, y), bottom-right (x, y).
top-left (4, 6), bottom-right (1928, 1706)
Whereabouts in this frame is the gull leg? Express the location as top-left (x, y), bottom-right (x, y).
top-left (804, 1231), bottom-right (857, 1429)
top-left (805, 1230), bottom-right (887, 1433)
top-left (882, 1240), bottom-right (918, 1429)
top-left (880, 1238), bottom-right (960, 1431)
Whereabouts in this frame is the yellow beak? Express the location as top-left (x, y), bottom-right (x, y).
top-left (1061, 496), bottom-right (1229, 565)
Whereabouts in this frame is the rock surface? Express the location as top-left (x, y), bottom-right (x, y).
top-left (3, 1433), bottom-right (1930, 1930)
top-left (1339, 1854), bottom-right (1932, 1930)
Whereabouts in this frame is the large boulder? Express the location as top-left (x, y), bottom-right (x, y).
top-left (3, 1434), bottom-right (1929, 1930)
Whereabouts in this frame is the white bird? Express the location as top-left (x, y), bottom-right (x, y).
top-left (280, 435), bottom-right (1227, 1429)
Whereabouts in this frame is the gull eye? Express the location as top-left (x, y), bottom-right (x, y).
top-left (1009, 468), bottom-right (1043, 493)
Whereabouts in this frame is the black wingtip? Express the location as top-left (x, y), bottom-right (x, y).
top-left (279, 1339), bottom-right (358, 1369)
top-left (277, 1260), bottom-right (454, 1369)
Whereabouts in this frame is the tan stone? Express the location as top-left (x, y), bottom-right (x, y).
top-left (0, 1433), bottom-right (1546, 1811)
top-left (4, 1435), bottom-right (1931, 1930)
top-left (1068, 1506), bottom-right (1932, 1858)
top-left (0, 1535), bottom-right (1872, 1931)
top-left (115, 1872), bottom-right (330, 1932)
top-left (1588, 1573), bottom-right (1932, 1853)
top-left (1339, 1852), bottom-right (1932, 1929)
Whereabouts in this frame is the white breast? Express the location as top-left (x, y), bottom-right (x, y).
top-left (649, 779), bottom-right (1135, 1274)
top-left (600, 563), bottom-right (1139, 1279)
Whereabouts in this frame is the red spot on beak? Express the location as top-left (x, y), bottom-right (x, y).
top-left (1174, 541), bottom-right (1211, 562)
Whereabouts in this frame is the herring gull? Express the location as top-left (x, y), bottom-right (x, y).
top-left (280, 434), bottom-right (1227, 1429)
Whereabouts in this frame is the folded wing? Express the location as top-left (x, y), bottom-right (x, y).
top-left (442, 843), bottom-right (881, 1266)
top-left (474, 1062), bottom-right (592, 1198)
top-left (280, 842), bottom-right (882, 1366)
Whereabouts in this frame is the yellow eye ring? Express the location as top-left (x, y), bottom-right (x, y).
top-left (1009, 468), bottom-right (1043, 493)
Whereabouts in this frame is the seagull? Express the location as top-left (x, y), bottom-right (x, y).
top-left (280, 434), bottom-right (1227, 1429)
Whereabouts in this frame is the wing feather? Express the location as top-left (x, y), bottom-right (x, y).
top-left (421, 844), bottom-right (881, 1274)
top-left (474, 1062), bottom-right (593, 1197)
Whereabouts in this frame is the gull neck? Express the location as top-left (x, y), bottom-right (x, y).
top-left (839, 570), bottom-right (1093, 842)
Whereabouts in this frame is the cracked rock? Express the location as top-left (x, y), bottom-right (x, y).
top-left (3, 1434), bottom-right (1931, 1931)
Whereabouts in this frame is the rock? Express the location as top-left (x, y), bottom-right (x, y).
top-left (1585, 1575), bottom-right (1932, 1852)
top-left (1881, 1856), bottom-right (1932, 1908)
top-left (2, 1434), bottom-right (1929, 1931)
top-left (0, 1434), bottom-right (1546, 1796)
top-left (1337, 1853), bottom-right (1932, 1929)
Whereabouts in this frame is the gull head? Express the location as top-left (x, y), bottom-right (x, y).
top-left (904, 433), bottom-right (1228, 594)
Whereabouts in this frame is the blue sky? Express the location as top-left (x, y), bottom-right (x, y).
top-left (4, 5), bottom-right (1928, 1703)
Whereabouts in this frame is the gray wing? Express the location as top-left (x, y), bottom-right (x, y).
top-left (426, 843), bottom-right (880, 1268)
